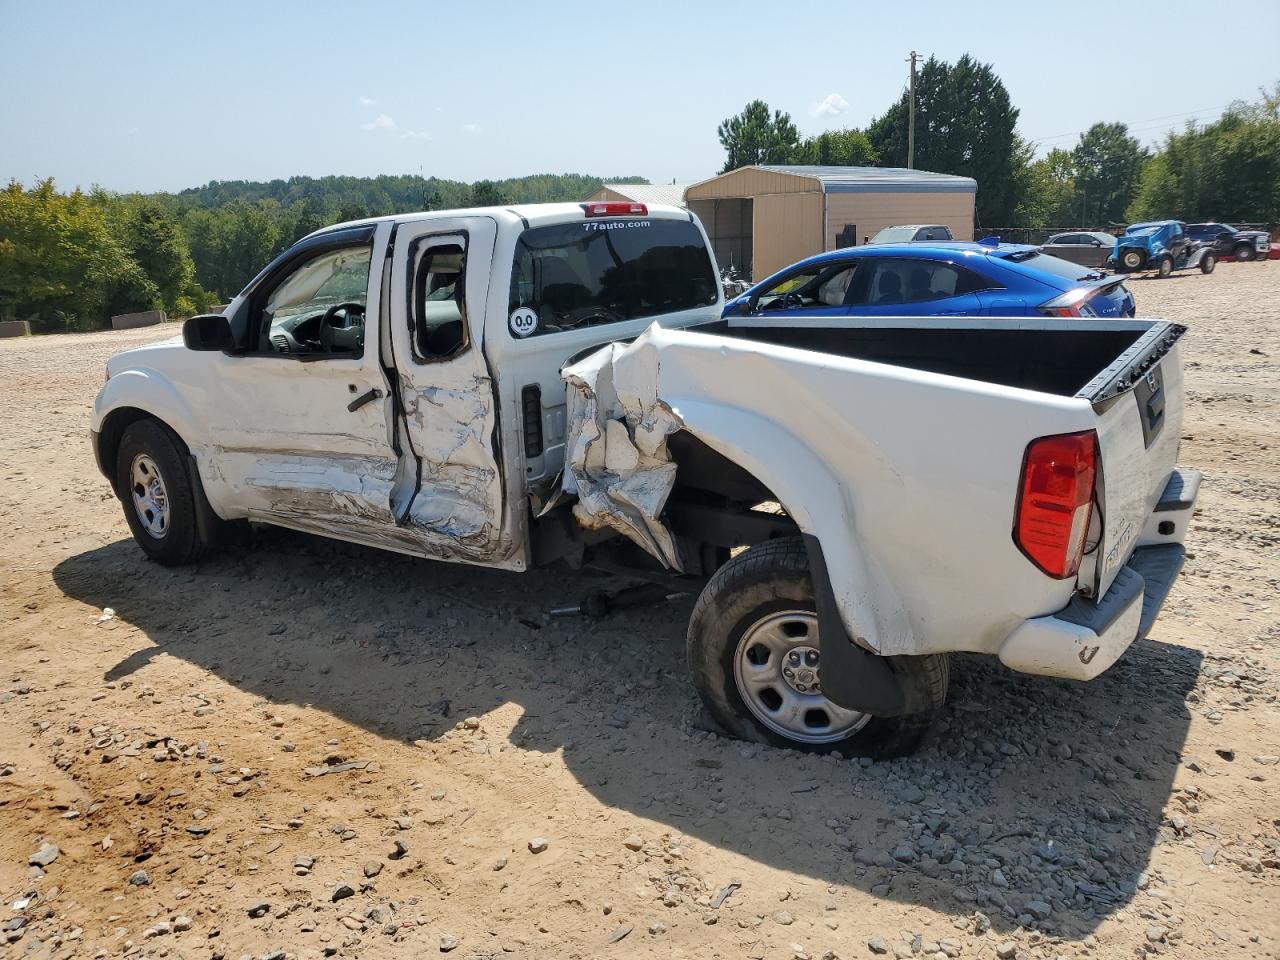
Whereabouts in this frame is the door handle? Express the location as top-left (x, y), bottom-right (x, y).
top-left (346, 387), bottom-right (383, 412)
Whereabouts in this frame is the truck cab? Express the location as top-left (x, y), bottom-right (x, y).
top-left (95, 202), bottom-right (720, 571)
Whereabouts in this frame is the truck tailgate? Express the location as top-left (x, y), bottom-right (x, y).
top-left (1079, 323), bottom-right (1187, 596)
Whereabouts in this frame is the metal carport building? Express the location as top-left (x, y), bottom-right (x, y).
top-left (684, 165), bottom-right (977, 281)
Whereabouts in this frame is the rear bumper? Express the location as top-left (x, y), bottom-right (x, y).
top-left (998, 468), bottom-right (1198, 681)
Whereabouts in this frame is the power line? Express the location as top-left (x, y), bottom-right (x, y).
top-left (1026, 103), bottom-right (1237, 147)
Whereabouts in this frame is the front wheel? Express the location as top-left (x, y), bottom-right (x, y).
top-left (1157, 256), bottom-right (1174, 278)
top-left (115, 419), bottom-right (222, 565)
top-left (1200, 254), bottom-right (1217, 274)
top-left (686, 538), bottom-right (948, 758)
top-left (1233, 244), bottom-right (1255, 262)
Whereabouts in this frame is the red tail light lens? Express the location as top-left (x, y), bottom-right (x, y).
top-left (581, 201), bottom-right (647, 217)
top-left (1014, 431), bottom-right (1097, 579)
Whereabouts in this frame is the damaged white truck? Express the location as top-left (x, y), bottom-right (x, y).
top-left (92, 201), bottom-right (1199, 757)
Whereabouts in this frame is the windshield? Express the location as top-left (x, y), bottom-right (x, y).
top-left (870, 226), bottom-right (919, 244)
top-left (266, 247), bottom-right (371, 320)
top-left (508, 218), bottom-right (717, 336)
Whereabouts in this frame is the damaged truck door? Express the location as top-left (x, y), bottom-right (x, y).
top-left (385, 217), bottom-right (516, 567)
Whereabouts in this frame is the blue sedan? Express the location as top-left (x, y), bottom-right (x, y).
top-left (724, 242), bottom-right (1136, 320)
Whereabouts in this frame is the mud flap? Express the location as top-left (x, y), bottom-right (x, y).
top-left (802, 533), bottom-right (917, 718)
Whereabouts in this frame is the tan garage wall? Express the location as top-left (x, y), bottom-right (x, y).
top-left (825, 192), bottom-right (975, 248)
top-left (754, 192), bottom-right (825, 278)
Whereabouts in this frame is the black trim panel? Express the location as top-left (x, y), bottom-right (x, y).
top-left (1155, 468), bottom-right (1201, 512)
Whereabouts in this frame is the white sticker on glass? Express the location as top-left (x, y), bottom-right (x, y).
top-left (509, 307), bottom-right (538, 338)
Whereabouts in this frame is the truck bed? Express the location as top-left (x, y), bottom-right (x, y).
top-left (696, 316), bottom-right (1170, 400)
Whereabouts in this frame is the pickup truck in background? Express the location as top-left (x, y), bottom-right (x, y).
top-left (92, 201), bottom-right (1200, 757)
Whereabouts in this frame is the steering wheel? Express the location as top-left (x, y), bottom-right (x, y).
top-left (317, 302), bottom-right (366, 352)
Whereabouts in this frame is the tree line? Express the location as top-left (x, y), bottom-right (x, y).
top-left (0, 173), bottom-right (642, 333)
top-left (717, 57), bottom-right (1280, 229)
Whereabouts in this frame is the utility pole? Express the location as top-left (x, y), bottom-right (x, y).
top-left (907, 50), bottom-right (920, 169)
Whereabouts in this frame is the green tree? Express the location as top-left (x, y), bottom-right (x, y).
top-left (1127, 87), bottom-right (1280, 222)
top-left (1071, 123), bottom-right (1148, 225)
top-left (1013, 147), bottom-right (1077, 227)
top-left (717, 100), bottom-right (800, 173)
top-left (0, 179), bottom-right (157, 332)
top-left (868, 54), bottom-right (1023, 225)
top-left (792, 128), bottom-right (878, 166)
top-left (465, 180), bottom-right (512, 207)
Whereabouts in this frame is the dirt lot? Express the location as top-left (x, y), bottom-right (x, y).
top-left (1, 265), bottom-right (1277, 960)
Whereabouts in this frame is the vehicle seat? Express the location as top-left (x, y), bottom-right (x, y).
top-left (908, 267), bottom-right (933, 300)
top-left (818, 270), bottom-right (852, 306)
top-left (537, 255), bottom-right (591, 319)
top-left (875, 271), bottom-right (903, 304)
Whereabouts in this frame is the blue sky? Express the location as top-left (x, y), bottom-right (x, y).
top-left (2, 0), bottom-right (1277, 193)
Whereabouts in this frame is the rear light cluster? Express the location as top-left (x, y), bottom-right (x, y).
top-left (581, 201), bottom-right (647, 217)
top-left (1014, 430), bottom-right (1098, 579)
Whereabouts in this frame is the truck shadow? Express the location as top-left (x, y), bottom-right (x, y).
top-left (54, 529), bottom-right (1203, 939)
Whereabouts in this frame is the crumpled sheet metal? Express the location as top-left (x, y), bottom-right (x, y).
top-left (562, 328), bottom-right (685, 571)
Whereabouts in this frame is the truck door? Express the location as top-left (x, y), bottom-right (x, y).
top-left (384, 217), bottom-right (517, 568)
top-left (196, 224), bottom-right (407, 543)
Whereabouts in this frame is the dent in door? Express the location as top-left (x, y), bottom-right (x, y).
top-left (397, 369), bottom-right (512, 562)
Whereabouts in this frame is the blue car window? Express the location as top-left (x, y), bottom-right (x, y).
top-left (755, 262), bottom-right (858, 312)
top-left (864, 259), bottom-right (983, 304)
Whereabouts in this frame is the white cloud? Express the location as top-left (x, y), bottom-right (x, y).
top-left (462, 122), bottom-right (481, 134)
top-left (359, 96), bottom-right (376, 106)
top-left (811, 92), bottom-right (850, 118)
top-left (362, 114), bottom-right (395, 131)
top-left (401, 130), bottom-right (432, 141)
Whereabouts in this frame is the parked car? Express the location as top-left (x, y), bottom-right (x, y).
top-left (867, 224), bottom-right (953, 244)
top-left (1109, 221), bottom-right (1217, 278)
top-left (1040, 230), bottom-right (1116, 267)
top-left (93, 202), bottom-right (1196, 757)
top-left (1186, 222), bottom-right (1271, 262)
top-left (724, 242), bottom-right (1136, 320)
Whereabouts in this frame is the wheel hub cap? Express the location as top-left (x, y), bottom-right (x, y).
top-left (130, 454), bottom-right (170, 539)
top-left (733, 610), bottom-right (871, 745)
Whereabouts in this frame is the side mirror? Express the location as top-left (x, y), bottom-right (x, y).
top-left (724, 298), bottom-right (752, 317)
top-left (1092, 239), bottom-right (1103, 247)
top-left (183, 313), bottom-right (235, 352)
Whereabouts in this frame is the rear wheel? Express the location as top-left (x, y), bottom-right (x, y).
top-left (1121, 249), bottom-right (1144, 270)
top-left (1233, 244), bottom-right (1255, 262)
top-left (1157, 256), bottom-right (1174, 278)
top-left (115, 419), bottom-right (222, 565)
top-left (1200, 254), bottom-right (1217, 274)
top-left (686, 538), bottom-right (948, 758)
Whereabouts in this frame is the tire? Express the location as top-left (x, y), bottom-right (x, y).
top-left (1121, 249), bottom-right (1144, 270)
top-left (1233, 244), bottom-right (1255, 262)
top-left (114, 419), bottom-right (221, 565)
top-left (1157, 256), bottom-right (1173, 278)
top-left (1200, 254), bottom-right (1217, 274)
top-left (686, 537), bottom-right (948, 758)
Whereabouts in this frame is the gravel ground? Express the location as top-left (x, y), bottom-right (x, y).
top-left (1, 263), bottom-right (1277, 960)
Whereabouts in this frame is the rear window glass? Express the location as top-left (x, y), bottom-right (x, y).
top-left (508, 218), bottom-right (717, 337)
top-left (1004, 251), bottom-right (1102, 281)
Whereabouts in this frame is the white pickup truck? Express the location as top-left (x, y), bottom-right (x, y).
top-left (92, 201), bottom-right (1199, 757)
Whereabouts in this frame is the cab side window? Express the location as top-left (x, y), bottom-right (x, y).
top-left (256, 245), bottom-right (372, 357)
top-left (411, 238), bottom-right (469, 362)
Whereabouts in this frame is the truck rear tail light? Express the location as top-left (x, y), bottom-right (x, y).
top-left (581, 201), bottom-right (647, 217)
top-left (1014, 430), bottom-right (1098, 579)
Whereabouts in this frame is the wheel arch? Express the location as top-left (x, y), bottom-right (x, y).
top-left (94, 369), bottom-right (206, 495)
top-left (665, 399), bottom-right (917, 659)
